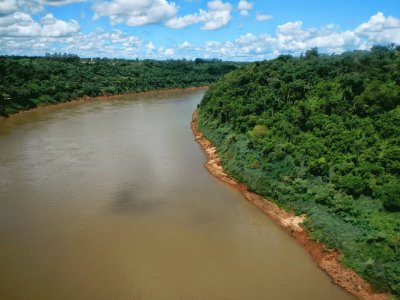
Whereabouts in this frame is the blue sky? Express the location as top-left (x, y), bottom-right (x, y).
top-left (0, 0), bottom-right (399, 60)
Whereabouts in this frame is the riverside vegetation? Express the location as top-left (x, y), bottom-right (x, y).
top-left (1, 47), bottom-right (399, 297)
top-left (197, 45), bottom-right (400, 296)
top-left (0, 54), bottom-right (241, 116)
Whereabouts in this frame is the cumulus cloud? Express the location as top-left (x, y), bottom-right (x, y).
top-left (165, 14), bottom-right (199, 29)
top-left (0, 0), bottom-right (18, 15)
top-left (167, 12), bottom-right (400, 59)
top-left (0, 0), bottom-right (85, 16)
top-left (166, 0), bottom-right (232, 30)
top-left (255, 13), bottom-right (272, 21)
top-left (41, 13), bottom-right (80, 36)
top-left (268, 21), bottom-right (367, 54)
top-left (64, 29), bottom-right (142, 56)
top-left (237, 0), bottom-right (252, 17)
top-left (92, 0), bottom-right (177, 26)
top-left (0, 0), bottom-right (44, 15)
top-left (197, 13), bottom-right (400, 60)
top-left (44, 0), bottom-right (86, 6)
top-left (276, 21), bottom-right (312, 41)
top-left (164, 48), bottom-right (174, 55)
top-left (157, 46), bottom-right (174, 56)
top-left (355, 12), bottom-right (400, 44)
top-left (180, 41), bottom-right (192, 48)
top-left (146, 41), bottom-right (155, 52)
top-left (1, 11), bottom-right (399, 60)
top-left (0, 25), bottom-right (146, 58)
top-left (0, 12), bottom-right (79, 37)
top-left (171, 12), bottom-right (399, 59)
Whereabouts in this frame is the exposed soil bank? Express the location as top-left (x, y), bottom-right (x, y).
top-left (0, 86), bottom-right (209, 120)
top-left (192, 111), bottom-right (387, 300)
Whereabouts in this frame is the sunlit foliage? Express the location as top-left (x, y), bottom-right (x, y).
top-left (198, 45), bottom-right (400, 296)
top-left (0, 54), bottom-right (242, 116)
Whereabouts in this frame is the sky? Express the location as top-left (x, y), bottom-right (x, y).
top-left (0, 0), bottom-right (399, 60)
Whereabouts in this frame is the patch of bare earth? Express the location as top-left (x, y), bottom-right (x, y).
top-left (192, 111), bottom-right (387, 300)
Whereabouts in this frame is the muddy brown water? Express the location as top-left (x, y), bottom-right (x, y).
top-left (0, 90), bottom-right (354, 300)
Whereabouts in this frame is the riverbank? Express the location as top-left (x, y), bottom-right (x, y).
top-left (191, 111), bottom-right (387, 300)
top-left (0, 86), bottom-right (209, 120)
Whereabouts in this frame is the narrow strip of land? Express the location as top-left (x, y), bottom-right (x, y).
top-left (192, 111), bottom-right (387, 300)
top-left (0, 86), bottom-right (208, 120)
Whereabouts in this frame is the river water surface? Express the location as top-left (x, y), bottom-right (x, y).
top-left (0, 90), bottom-right (353, 299)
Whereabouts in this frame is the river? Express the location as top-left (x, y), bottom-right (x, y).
top-left (0, 89), bottom-right (353, 299)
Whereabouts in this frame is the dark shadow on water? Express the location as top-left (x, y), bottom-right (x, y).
top-left (110, 189), bottom-right (162, 215)
top-left (188, 208), bottom-right (222, 226)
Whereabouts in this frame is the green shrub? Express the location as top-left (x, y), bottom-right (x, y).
top-left (198, 46), bottom-right (400, 296)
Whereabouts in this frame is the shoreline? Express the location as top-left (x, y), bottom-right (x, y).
top-left (0, 86), bottom-right (208, 120)
top-left (191, 111), bottom-right (387, 300)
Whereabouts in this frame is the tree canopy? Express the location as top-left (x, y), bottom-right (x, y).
top-left (0, 55), bottom-right (243, 116)
top-left (198, 45), bottom-right (400, 296)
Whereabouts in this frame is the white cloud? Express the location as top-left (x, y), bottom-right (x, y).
top-left (44, 0), bottom-right (86, 6)
top-left (157, 46), bottom-right (174, 56)
top-left (165, 14), bottom-right (199, 29)
top-left (180, 41), bottom-right (192, 48)
top-left (0, 0), bottom-right (85, 16)
top-left (1, 11), bottom-right (399, 60)
top-left (166, 0), bottom-right (232, 30)
top-left (164, 48), bottom-right (174, 55)
top-left (0, 26), bottom-right (145, 58)
top-left (255, 13), bottom-right (272, 21)
top-left (146, 41), bottom-right (155, 52)
top-left (355, 12), bottom-right (400, 44)
top-left (92, 0), bottom-right (177, 26)
top-left (0, 0), bottom-right (43, 14)
top-left (174, 12), bottom-right (399, 59)
top-left (204, 14), bottom-right (399, 60)
top-left (0, 12), bottom-right (40, 37)
top-left (0, 0), bottom-right (18, 15)
top-left (202, 0), bottom-right (232, 30)
top-left (41, 13), bottom-right (80, 36)
top-left (237, 0), bottom-right (252, 17)
top-left (198, 21), bottom-right (366, 60)
top-left (306, 31), bottom-right (360, 52)
top-left (276, 21), bottom-right (312, 41)
top-left (0, 12), bottom-right (79, 37)
top-left (61, 29), bottom-right (143, 57)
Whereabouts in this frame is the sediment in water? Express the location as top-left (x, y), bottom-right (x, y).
top-left (192, 110), bottom-right (387, 300)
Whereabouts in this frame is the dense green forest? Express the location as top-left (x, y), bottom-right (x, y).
top-left (0, 54), bottom-right (241, 116)
top-left (198, 45), bottom-right (400, 296)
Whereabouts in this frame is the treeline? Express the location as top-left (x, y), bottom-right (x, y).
top-left (198, 45), bottom-right (400, 296)
top-left (0, 55), bottom-right (242, 115)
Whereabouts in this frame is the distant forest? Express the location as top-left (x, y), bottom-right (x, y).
top-left (0, 54), bottom-right (242, 116)
top-left (198, 45), bottom-right (400, 296)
